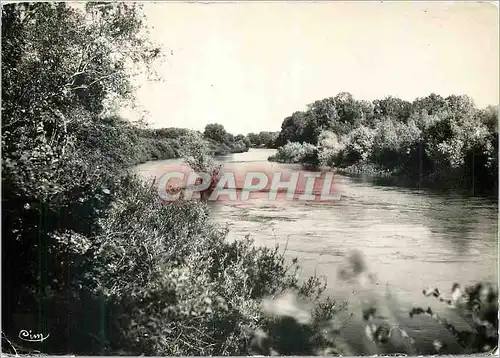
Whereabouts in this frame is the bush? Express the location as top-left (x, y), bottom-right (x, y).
top-left (339, 125), bottom-right (376, 165)
top-left (317, 130), bottom-right (344, 167)
top-left (269, 142), bottom-right (319, 165)
top-left (75, 176), bottom-right (348, 355)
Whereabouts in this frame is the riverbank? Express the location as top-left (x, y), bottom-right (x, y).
top-left (334, 163), bottom-right (498, 198)
top-left (132, 136), bottom-right (250, 165)
top-left (333, 163), bottom-right (393, 177)
top-left (267, 152), bottom-right (497, 198)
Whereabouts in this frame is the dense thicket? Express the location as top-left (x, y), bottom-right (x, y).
top-left (272, 92), bottom-right (498, 194)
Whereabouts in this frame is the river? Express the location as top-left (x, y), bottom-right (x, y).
top-left (134, 148), bottom-right (498, 355)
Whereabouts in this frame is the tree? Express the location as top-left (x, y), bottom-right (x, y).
top-left (276, 93), bottom-right (371, 147)
top-left (247, 132), bottom-right (258, 145)
top-left (412, 93), bottom-right (447, 116)
top-left (204, 123), bottom-right (228, 143)
top-left (247, 131), bottom-right (278, 148)
top-left (2, 3), bottom-right (162, 352)
top-left (273, 91), bottom-right (497, 193)
top-left (342, 125), bottom-right (376, 164)
top-left (275, 111), bottom-right (309, 146)
top-left (373, 96), bottom-right (412, 122)
top-left (235, 134), bottom-right (251, 149)
top-left (178, 131), bottom-right (220, 173)
top-left (256, 131), bottom-right (277, 147)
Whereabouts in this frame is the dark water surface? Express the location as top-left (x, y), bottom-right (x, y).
top-left (134, 148), bottom-right (498, 355)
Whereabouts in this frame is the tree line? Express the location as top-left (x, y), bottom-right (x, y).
top-left (133, 124), bottom-right (279, 164)
top-left (271, 92), bottom-right (498, 194)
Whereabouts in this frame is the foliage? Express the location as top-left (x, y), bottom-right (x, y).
top-left (130, 124), bottom-right (252, 164)
top-left (204, 123), bottom-right (228, 143)
top-left (410, 282), bottom-right (498, 354)
top-left (269, 141), bottom-right (319, 166)
top-left (203, 124), bottom-right (250, 154)
top-left (1, 2), bottom-right (164, 354)
top-left (74, 180), bottom-right (346, 355)
top-left (373, 96), bottom-right (412, 121)
top-left (274, 92), bottom-right (498, 194)
top-left (178, 130), bottom-right (219, 172)
top-left (247, 131), bottom-right (279, 148)
top-left (275, 93), bottom-right (375, 147)
top-left (317, 130), bottom-right (344, 167)
top-left (340, 125), bottom-right (376, 164)
top-left (133, 127), bottom-right (188, 162)
top-left (2, 2), bottom-right (496, 356)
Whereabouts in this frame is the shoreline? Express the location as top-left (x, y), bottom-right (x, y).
top-left (267, 157), bottom-right (498, 199)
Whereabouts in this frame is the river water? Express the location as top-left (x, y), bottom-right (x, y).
top-left (134, 148), bottom-right (498, 355)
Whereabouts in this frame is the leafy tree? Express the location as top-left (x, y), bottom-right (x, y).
top-left (179, 131), bottom-right (219, 173)
top-left (257, 131), bottom-right (278, 147)
top-left (275, 111), bottom-right (309, 146)
top-left (373, 96), bottom-right (412, 122)
top-left (276, 93), bottom-right (373, 147)
top-left (246, 131), bottom-right (278, 148)
top-left (246, 132), bottom-right (258, 144)
top-left (317, 130), bottom-right (344, 167)
top-left (412, 93), bottom-right (447, 116)
top-left (204, 123), bottom-right (228, 143)
top-left (150, 127), bottom-right (191, 139)
top-left (235, 134), bottom-right (250, 148)
top-left (1, 2), bottom-right (162, 352)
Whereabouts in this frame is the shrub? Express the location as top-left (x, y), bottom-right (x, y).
top-left (79, 177), bottom-right (348, 355)
top-left (317, 130), bottom-right (344, 167)
top-left (270, 142), bottom-right (319, 165)
top-left (339, 125), bottom-right (376, 165)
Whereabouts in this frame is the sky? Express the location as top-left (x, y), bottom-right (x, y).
top-left (124, 1), bottom-right (499, 134)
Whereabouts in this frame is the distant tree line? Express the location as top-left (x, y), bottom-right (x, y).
top-left (271, 92), bottom-right (498, 194)
top-left (133, 124), bottom-right (279, 163)
top-left (133, 124), bottom-right (250, 163)
top-left (247, 131), bottom-right (279, 148)
top-left (203, 123), bottom-right (249, 154)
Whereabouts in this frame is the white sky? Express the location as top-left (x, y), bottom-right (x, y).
top-left (125, 1), bottom-right (499, 134)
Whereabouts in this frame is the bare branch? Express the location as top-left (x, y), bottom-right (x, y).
top-left (64, 43), bottom-right (93, 88)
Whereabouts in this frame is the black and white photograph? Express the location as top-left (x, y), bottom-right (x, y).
top-left (1, 1), bottom-right (499, 356)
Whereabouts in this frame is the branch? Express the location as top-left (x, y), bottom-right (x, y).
top-left (48, 107), bottom-right (69, 156)
top-left (70, 72), bottom-right (117, 91)
top-left (63, 43), bottom-right (94, 88)
top-left (1, 331), bottom-right (18, 356)
top-left (20, 3), bottom-right (42, 25)
top-left (78, 43), bottom-right (93, 72)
